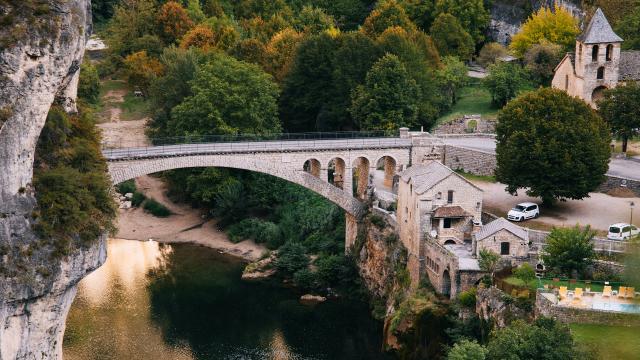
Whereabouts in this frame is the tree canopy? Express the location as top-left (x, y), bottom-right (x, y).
top-left (543, 225), bottom-right (597, 277)
top-left (495, 88), bottom-right (611, 205)
top-left (429, 13), bottom-right (474, 61)
top-left (509, 5), bottom-right (580, 57)
top-left (483, 62), bottom-right (525, 107)
top-left (598, 82), bottom-right (640, 153)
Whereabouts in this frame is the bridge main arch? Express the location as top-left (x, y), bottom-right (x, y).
top-left (108, 154), bottom-right (366, 217)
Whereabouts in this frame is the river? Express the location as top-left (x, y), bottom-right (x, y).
top-left (63, 239), bottom-right (391, 360)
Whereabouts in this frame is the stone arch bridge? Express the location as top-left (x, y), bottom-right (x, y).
top-left (103, 135), bottom-right (420, 248)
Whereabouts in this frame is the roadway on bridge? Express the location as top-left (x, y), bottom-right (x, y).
top-left (442, 137), bottom-right (640, 181)
top-left (103, 138), bottom-right (412, 161)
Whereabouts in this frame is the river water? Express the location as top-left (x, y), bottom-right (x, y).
top-left (63, 239), bottom-right (390, 360)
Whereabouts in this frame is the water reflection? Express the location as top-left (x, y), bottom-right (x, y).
top-left (64, 239), bottom-right (389, 360)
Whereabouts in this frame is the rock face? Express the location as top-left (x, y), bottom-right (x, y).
top-left (0, 1), bottom-right (97, 359)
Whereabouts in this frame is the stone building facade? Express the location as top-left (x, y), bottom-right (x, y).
top-left (473, 218), bottom-right (530, 265)
top-left (552, 8), bottom-right (640, 106)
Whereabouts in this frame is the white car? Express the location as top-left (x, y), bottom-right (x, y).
top-left (607, 223), bottom-right (639, 240)
top-left (507, 202), bottom-right (540, 222)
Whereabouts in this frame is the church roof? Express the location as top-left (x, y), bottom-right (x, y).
top-left (620, 51), bottom-right (640, 81)
top-left (577, 8), bottom-right (623, 44)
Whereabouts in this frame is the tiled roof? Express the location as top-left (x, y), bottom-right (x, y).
top-left (433, 206), bottom-right (471, 218)
top-left (475, 218), bottom-right (528, 241)
top-left (620, 51), bottom-right (640, 81)
top-left (399, 161), bottom-right (482, 194)
top-left (577, 8), bottom-right (623, 44)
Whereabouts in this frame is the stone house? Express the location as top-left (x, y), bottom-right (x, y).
top-left (473, 217), bottom-right (530, 265)
top-left (552, 8), bottom-right (640, 106)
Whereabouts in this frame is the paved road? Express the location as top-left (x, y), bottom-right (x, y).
top-left (442, 137), bottom-right (640, 181)
top-left (103, 138), bottom-right (412, 161)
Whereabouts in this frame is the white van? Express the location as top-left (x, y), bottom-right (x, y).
top-left (607, 223), bottom-right (639, 241)
top-left (507, 202), bottom-right (540, 222)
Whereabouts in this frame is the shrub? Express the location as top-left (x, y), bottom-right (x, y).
top-left (131, 191), bottom-right (146, 207)
top-left (143, 198), bottom-right (171, 217)
top-left (293, 268), bottom-right (318, 289)
top-left (117, 180), bottom-right (136, 195)
top-left (513, 263), bottom-right (536, 285)
top-left (274, 242), bottom-right (309, 275)
top-left (447, 339), bottom-right (487, 360)
top-left (369, 214), bottom-right (385, 229)
top-left (458, 287), bottom-right (477, 308)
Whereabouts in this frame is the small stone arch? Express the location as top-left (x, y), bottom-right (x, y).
top-left (592, 85), bottom-right (607, 103)
top-left (375, 155), bottom-right (398, 190)
top-left (444, 239), bottom-right (457, 245)
top-left (592, 45), bottom-right (599, 62)
top-left (328, 157), bottom-right (346, 190)
top-left (352, 157), bottom-right (370, 199)
top-left (442, 269), bottom-right (452, 298)
top-left (303, 158), bottom-right (321, 178)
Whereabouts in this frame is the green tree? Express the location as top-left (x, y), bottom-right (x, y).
top-left (513, 263), bottom-right (536, 285)
top-left (483, 62), bottom-right (524, 107)
top-left (448, 339), bottom-right (487, 360)
top-left (106, 0), bottom-right (158, 59)
top-left (437, 55), bottom-right (467, 106)
top-left (429, 13), bottom-right (474, 61)
top-left (78, 62), bottom-right (101, 104)
top-left (295, 5), bottom-right (336, 33)
top-left (542, 225), bottom-right (596, 277)
top-left (362, 0), bottom-right (417, 37)
top-left (186, 0), bottom-right (206, 23)
top-left (523, 42), bottom-right (564, 86)
top-left (156, 1), bottom-right (194, 44)
top-left (275, 242), bottom-right (310, 275)
top-left (478, 249), bottom-right (500, 281)
top-left (509, 5), bottom-right (580, 57)
top-left (598, 82), bottom-right (640, 153)
top-left (170, 53), bottom-right (281, 135)
top-left (477, 42), bottom-right (508, 68)
top-left (616, 5), bottom-right (640, 50)
top-left (399, 0), bottom-right (437, 32)
top-left (495, 88), bottom-right (611, 205)
top-left (434, 0), bottom-right (490, 44)
top-left (623, 236), bottom-right (640, 288)
top-left (486, 319), bottom-right (576, 360)
top-left (350, 53), bottom-right (421, 131)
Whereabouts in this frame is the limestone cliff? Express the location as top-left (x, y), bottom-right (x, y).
top-left (0, 1), bottom-right (100, 359)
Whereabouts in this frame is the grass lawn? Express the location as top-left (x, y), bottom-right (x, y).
top-left (570, 324), bottom-right (640, 360)
top-left (119, 92), bottom-right (150, 121)
top-left (436, 79), bottom-right (499, 125)
top-left (455, 170), bottom-right (496, 183)
top-left (96, 79), bottom-right (150, 122)
top-left (612, 138), bottom-right (640, 157)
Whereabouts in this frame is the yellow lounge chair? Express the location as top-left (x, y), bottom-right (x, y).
top-left (559, 286), bottom-right (568, 300)
top-left (627, 287), bottom-right (636, 299)
top-left (574, 288), bottom-right (583, 300)
top-left (620, 286), bottom-right (627, 297)
top-left (603, 286), bottom-right (612, 297)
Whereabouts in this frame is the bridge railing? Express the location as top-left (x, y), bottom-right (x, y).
top-left (102, 131), bottom-right (397, 149)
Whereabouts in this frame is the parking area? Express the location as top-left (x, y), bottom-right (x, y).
top-left (472, 180), bottom-right (639, 233)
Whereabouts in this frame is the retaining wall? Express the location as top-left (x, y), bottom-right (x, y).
top-left (443, 146), bottom-right (497, 176)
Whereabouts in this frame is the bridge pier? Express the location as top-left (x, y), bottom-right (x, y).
top-left (343, 166), bottom-right (353, 197)
top-left (345, 213), bottom-right (359, 253)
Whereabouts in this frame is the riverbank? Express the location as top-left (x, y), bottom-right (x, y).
top-left (115, 175), bottom-right (267, 262)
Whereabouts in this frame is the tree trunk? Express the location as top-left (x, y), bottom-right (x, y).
top-left (622, 136), bottom-right (629, 153)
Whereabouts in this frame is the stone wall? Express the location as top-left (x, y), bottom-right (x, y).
top-left (528, 228), bottom-right (627, 253)
top-left (597, 175), bottom-right (640, 197)
top-left (535, 290), bottom-right (640, 326)
top-left (443, 146), bottom-right (497, 176)
top-left (434, 115), bottom-right (496, 135)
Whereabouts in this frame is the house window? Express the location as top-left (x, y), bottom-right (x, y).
top-left (592, 45), bottom-right (599, 62)
top-left (436, 192), bottom-right (442, 200)
top-left (443, 218), bottom-right (452, 229)
top-left (447, 190), bottom-right (454, 204)
top-left (565, 74), bottom-right (569, 90)
top-left (476, 202), bottom-right (481, 210)
top-left (579, 44), bottom-right (583, 61)
top-left (500, 242), bottom-right (510, 255)
top-left (597, 66), bottom-right (605, 80)
top-left (606, 44), bottom-right (613, 61)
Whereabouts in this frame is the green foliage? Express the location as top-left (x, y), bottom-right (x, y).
top-left (513, 263), bottom-right (536, 285)
top-left (447, 339), bottom-right (487, 360)
top-left (429, 13), bottom-right (474, 61)
top-left (478, 249), bottom-right (500, 279)
top-left (116, 179), bottom-right (136, 195)
top-left (457, 287), bottom-right (477, 308)
top-left (293, 268), bottom-right (319, 288)
top-left (350, 53), bottom-right (420, 131)
top-left (361, 0), bottom-right (417, 37)
top-left (509, 5), bottom-right (580, 57)
top-left (542, 225), bottom-right (596, 277)
top-left (434, 0), bottom-right (489, 44)
top-left (624, 236), bottom-right (640, 288)
top-left (598, 82), bottom-right (640, 153)
top-left (486, 318), bottom-right (576, 360)
top-left (523, 42), bottom-right (564, 86)
top-left (495, 88), bottom-right (611, 205)
top-left (369, 214), bottom-right (386, 229)
top-left (226, 218), bottom-right (283, 248)
top-left (275, 242), bottom-right (309, 275)
top-left (170, 52), bottom-right (281, 135)
top-left (437, 56), bottom-right (468, 106)
top-left (131, 191), bottom-right (146, 207)
top-left (34, 106), bottom-right (116, 257)
top-left (483, 62), bottom-right (525, 107)
top-left (616, 4), bottom-right (640, 50)
top-left (78, 62), bottom-right (101, 104)
top-left (143, 198), bottom-right (172, 217)
top-left (477, 42), bottom-right (508, 67)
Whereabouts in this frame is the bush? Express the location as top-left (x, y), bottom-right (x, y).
top-left (116, 180), bottom-right (136, 195)
top-left (293, 268), bottom-right (318, 289)
top-left (131, 191), bottom-right (146, 207)
top-left (458, 287), bottom-right (477, 308)
top-left (274, 242), bottom-right (309, 275)
top-left (78, 62), bottom-right (101, 104)
top-left (513, 263), bottom-right (536, 285)
top-left (226, 218), bottom-right (282, 246)
top-left (369, 214), bottom-right (385, 229)
top-left (143, 198), bottom-right (171, 217)
top-left (448, 339), bottom-right (487, 360)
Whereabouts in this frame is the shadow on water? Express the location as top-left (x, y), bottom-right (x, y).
top-left (147, 243), bottom-right (391, 360)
